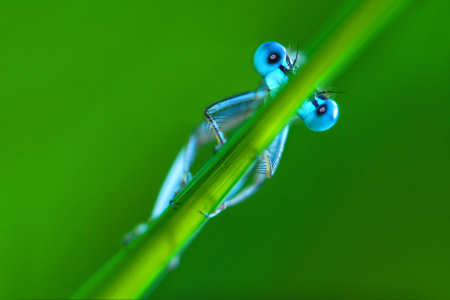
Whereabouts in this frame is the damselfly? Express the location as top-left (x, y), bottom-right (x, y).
top-left (123, 42), bottom-right (339, 244)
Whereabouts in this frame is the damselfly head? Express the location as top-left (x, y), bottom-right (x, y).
top-left (297, 93), bottom-right (339, 132)
top-left (253, 42), bottom-right (288, 77)
top-left (253, 42), bottom-right (297, 92)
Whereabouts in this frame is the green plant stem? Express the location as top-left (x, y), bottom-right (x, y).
top-left (71, 0), bottom-right (410, 298)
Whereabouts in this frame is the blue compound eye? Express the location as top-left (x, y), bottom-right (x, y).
top-left (253, 42), bottom-right (287, 77)
top-left (300, 99), bottom-right (339, 131)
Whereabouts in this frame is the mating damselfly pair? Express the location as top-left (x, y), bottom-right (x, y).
top-left (124, 41), bottom-right (339, 245)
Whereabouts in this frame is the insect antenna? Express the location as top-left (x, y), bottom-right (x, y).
top-left (316, 90), bottom-right (346, 95)
top-left (315, 90), bottom-right (346, 100)
top-left (293, 42), bottom-right (300, 66)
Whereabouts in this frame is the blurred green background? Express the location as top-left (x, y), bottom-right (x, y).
top-left (0, 0), bottom-right (449, 299)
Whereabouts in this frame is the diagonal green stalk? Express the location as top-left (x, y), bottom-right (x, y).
top-left (71, 0), bottom-right (410, 298)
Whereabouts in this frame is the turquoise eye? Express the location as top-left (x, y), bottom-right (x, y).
top-left (297, 98), bottom-right (339, 131)
top-left (253, 42), bottom-right (287, 77)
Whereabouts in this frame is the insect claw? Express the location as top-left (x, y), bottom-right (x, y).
top-left (213, 144), bottom-right (222, 154)
top-left (170, 200), bottom-right (181, 210)
top-left (199, 205), bottom-right (210, 218)
top-left (199, 210), bottom-right (209, 218)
